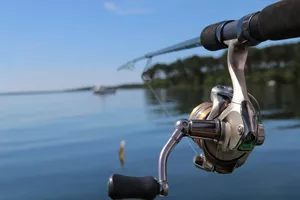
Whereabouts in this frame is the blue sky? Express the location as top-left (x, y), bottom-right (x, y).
top-left (0, 0), bottom-right (296, 91)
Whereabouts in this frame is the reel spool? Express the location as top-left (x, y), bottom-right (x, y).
top-left (189, 85), bottom-right (233, 149)
top-left (189, 101), bottom-right (213, 148)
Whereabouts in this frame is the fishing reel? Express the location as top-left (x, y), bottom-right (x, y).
top-left (189, 84), bottom-right (264, 174)
top-left (108, 39), bottom-right (266, 200)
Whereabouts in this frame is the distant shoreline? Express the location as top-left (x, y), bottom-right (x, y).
top-left (0, 84), bottom-right (145, 96)
top-left (0, 86), bottom-right (93, 96)
top-left (4, 40), bottom-right (299, 96)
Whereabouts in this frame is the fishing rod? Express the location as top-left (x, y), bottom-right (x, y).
top-left (107, 0), bottom-right (300, 199)
top-left (117, 0), bottom-right (300, 71)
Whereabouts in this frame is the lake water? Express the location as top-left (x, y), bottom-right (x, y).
top-left (1, 86), bottom-right (300, 200)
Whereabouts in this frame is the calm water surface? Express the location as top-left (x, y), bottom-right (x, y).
top-left (0, 86), bottom-right (300, 200)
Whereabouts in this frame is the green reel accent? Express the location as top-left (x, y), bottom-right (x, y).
top-left (238, 133), bottom-right (256, 151)
top-left (238, 143), bottom-right (255, 151)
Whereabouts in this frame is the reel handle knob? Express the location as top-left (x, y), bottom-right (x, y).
top-left (107, 174), bottom-right (160, 200)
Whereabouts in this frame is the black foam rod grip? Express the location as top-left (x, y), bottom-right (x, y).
top-left (107, 174), bottom-right (160, 200)
top-left (253, 0), bottom-right (300, 41)
top-left (200, 21), bottom-right (232, 51)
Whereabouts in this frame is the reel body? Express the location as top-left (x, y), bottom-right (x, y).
top-left (189, 85), bottom-right (264, 174)
top-left (155, 40), bottom-right (266, 196)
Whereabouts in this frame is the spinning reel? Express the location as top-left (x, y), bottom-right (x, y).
top-left (108, 40), bottom-right (265, 199)
top-left (189, 83), bottom-right (264, 174)
top-left (156, 40), bottom-right (265, 196)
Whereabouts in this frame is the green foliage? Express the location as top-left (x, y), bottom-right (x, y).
top-left (141, 41), bottom-right (300, 87)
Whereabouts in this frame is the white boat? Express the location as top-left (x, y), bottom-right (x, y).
top-left (93, 85), bottom-right (116, 95)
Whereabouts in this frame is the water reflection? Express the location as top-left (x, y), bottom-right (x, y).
top-left (144, 84), bottom-right (300, 120)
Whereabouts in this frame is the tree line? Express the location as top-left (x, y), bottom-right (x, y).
top-left (141, 41), bottom-right (300, 88)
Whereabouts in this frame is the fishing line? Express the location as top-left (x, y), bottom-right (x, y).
top-left (142, 58), bottom-right (199, 155)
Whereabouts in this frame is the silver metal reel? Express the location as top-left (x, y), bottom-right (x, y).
top-left (192, 39), bottom-right (265, 173)
top-left (153, 39), bottom-right (267, 196)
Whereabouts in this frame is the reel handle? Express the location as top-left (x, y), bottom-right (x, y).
top-left (107, 119), bottom-right (222, 199)
top-left (107, 174), bottom-right (160, 200)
